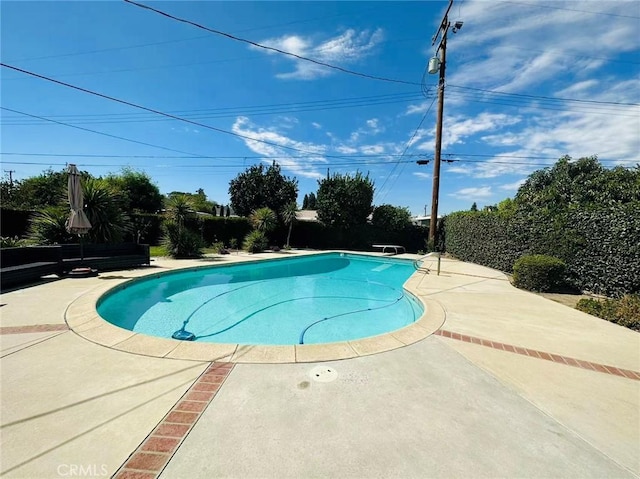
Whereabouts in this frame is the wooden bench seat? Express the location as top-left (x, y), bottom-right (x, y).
top-left (0, 246), bottom-right (63, 289)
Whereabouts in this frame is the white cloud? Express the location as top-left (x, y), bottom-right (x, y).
top-left (446, 165), bottom-right (473, 175)
top-left (405, 99), bottom-right (436, 116)
top-left (415, 112), bottom-right (521, 151)
top-left (447, 1), bottom-right (640, 93)
top-left (335, 145), bottom-right (358, 154)
top-left (232, 116), bottom-right (327, 179)
top-left (311, 122), bottom-right (322, 129)
top-left (365, 118), bottom-right (384, 134)
top-left (360, 144), bottom-right (385, 155)
top-left (556, 79), bottom-right (599, 97)
top-left (449, 186), bottom-right (493, 200)
top-left (413, 172), bottom-right (430, 180)
top-left (499, 179), bottom-right (526, 191)
top-left (256, 28), bottom-right (385, 80)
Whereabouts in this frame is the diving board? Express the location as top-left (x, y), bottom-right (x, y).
top-left (372, 244), bottom-right (406, 255)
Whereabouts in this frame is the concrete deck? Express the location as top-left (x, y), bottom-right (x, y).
top-left (1, 251), bottom-right (638, 478)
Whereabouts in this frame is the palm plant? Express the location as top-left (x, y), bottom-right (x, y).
top-left (165, 194), bottom-right (195, 233)
top-left (161, 220), bottom-right (204, 258)
top-left (162, 194), bottom-right (201, 258)
top-left (29, 206), bottom-right (75, 245)
top-left (281, 202), bottom-right (297, 248)
top-left (82, 178), bottom-right (127, 243)
top-left (249, 207), bottom-right (276, 233)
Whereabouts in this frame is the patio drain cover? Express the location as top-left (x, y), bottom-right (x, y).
top-left (310, 366), bottom-right (338, 383)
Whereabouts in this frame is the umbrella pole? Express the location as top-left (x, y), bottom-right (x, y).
top-left (79, 234), bottom-right (84, 265)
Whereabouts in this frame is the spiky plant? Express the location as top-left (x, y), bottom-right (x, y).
top-left (249, 207), bottom-right (276, 233)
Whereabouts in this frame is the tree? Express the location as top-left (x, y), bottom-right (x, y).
top-left (371, 204), bottom-right (411, 231)
top-left (106, 168), bottom-right (163, 214)
top-left (307, 192), bottom-right (317, 209)
top-left (4, 168), bottom-right (70, 209)
top-left (301, 192), bottom-right (317, 210)
top-left (470, 202), bottom-right (478, 212)
top-left (167, 189), bottom-right (217, 214)
top-left (497, 198), bottom-right (517, 217)
top-left (228, 163), bottom-right (298, 218)
top-left (316, 172), bottom-right (374, 227)
top-left (281, 202), bottom-right (298, 248)
top-left (513, 155), bottom-right (639, 212)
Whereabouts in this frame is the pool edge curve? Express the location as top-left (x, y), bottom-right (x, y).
top-left (64, 251), bottom-right (445, 363)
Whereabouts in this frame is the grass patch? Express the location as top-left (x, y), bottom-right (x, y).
top-left (149, 245), bottom-right (168, 257)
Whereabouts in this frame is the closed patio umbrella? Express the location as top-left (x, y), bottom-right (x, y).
top-left (65, 164), bottom-right (92, 263)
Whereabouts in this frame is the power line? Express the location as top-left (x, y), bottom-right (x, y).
top-left (461, 44), bottom-right (640, 66)
top-left (1, 151), bottom-right (629, 164)
top-left (0, 63), bottom-right (352, 158)
top-left (4, 36), bottom-right (427, 82)
top-left (4, 156), bottom-right (635, 171)
top-left (1, 92), bottom-right (425, 126)
top-left (443, 91), bottom-right (639, 118)
top-left (0, 152), bottom-right (426, 160)
top-left (6, 5), bottom-right (383, 63)
top-left (0, 107), bottom-right (206, 157)
top-left (375, 96), bottom-right (438, 204)
top-left (1, 91), bottom-right (420, 120)
top-left (1, 55), bottom-right (263, 82)
top-left (500, 1), bottom-right (640, 19)
top-left (123, 0), bottom-right (421, 87)
top-left (448, 84), bottom-right (640, 107)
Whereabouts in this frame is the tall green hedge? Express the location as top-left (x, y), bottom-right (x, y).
top-left (2, 206), bottom-right (429, 254)
top-left (1, 208), bottom-right (33, 238)
top-left (443, 204), bottom-right (640, 296)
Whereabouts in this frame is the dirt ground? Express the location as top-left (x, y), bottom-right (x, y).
top-left (537, 292), bottom-right (594, 309)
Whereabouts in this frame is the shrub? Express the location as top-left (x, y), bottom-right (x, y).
top-left (210, 241), bottom-right (229, 254)
top-left (512, 254), bottom-right (566, 292)
top-left (0, 236), bottom-right (28, 248)
top-left (443, 203), bottom-right (640, 297)
top-left (576, 295), bottom-right (640, 331)
top-left (243, 230), bottom-right (267, 253)
top-left (161, 221), bottom-right (204, 258)
top-left (28, 207), bottom-right (76, 245)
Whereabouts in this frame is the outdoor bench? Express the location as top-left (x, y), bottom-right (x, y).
top-left (58, 243), bottom-right (150, 273)
top-left (0, 246), bottom-right (63, 289)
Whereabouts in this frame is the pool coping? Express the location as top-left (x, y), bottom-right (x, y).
top-left (64, 251), bottom-right (445, 363)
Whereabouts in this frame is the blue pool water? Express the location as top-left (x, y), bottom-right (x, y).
top-left (97, 253), bottom-right (423, 345)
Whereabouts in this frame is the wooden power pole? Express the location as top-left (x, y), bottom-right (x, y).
top-left (429, 0), bottom-right (459, 246)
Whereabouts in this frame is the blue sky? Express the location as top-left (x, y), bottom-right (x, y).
top-left (2, 0), bottom-right (639, 216)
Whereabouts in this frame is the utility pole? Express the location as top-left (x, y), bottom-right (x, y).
top-left (427, 0), bottom-right (462, 246)
top-left (4, 169), bottom-right (15, 187)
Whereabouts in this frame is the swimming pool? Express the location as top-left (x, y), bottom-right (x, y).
top-left (97, 253), bottom-right (423, 345)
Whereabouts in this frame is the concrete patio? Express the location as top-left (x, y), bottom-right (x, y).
top-left (1, 251), bottom-right (638, 478)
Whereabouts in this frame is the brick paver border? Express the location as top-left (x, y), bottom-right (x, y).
top-left (113, 362), bottom-right (234, 479)
top-left (435, 329), bottom-right (640, 381)
top-left (0, 324), bottom-right (69, 334)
